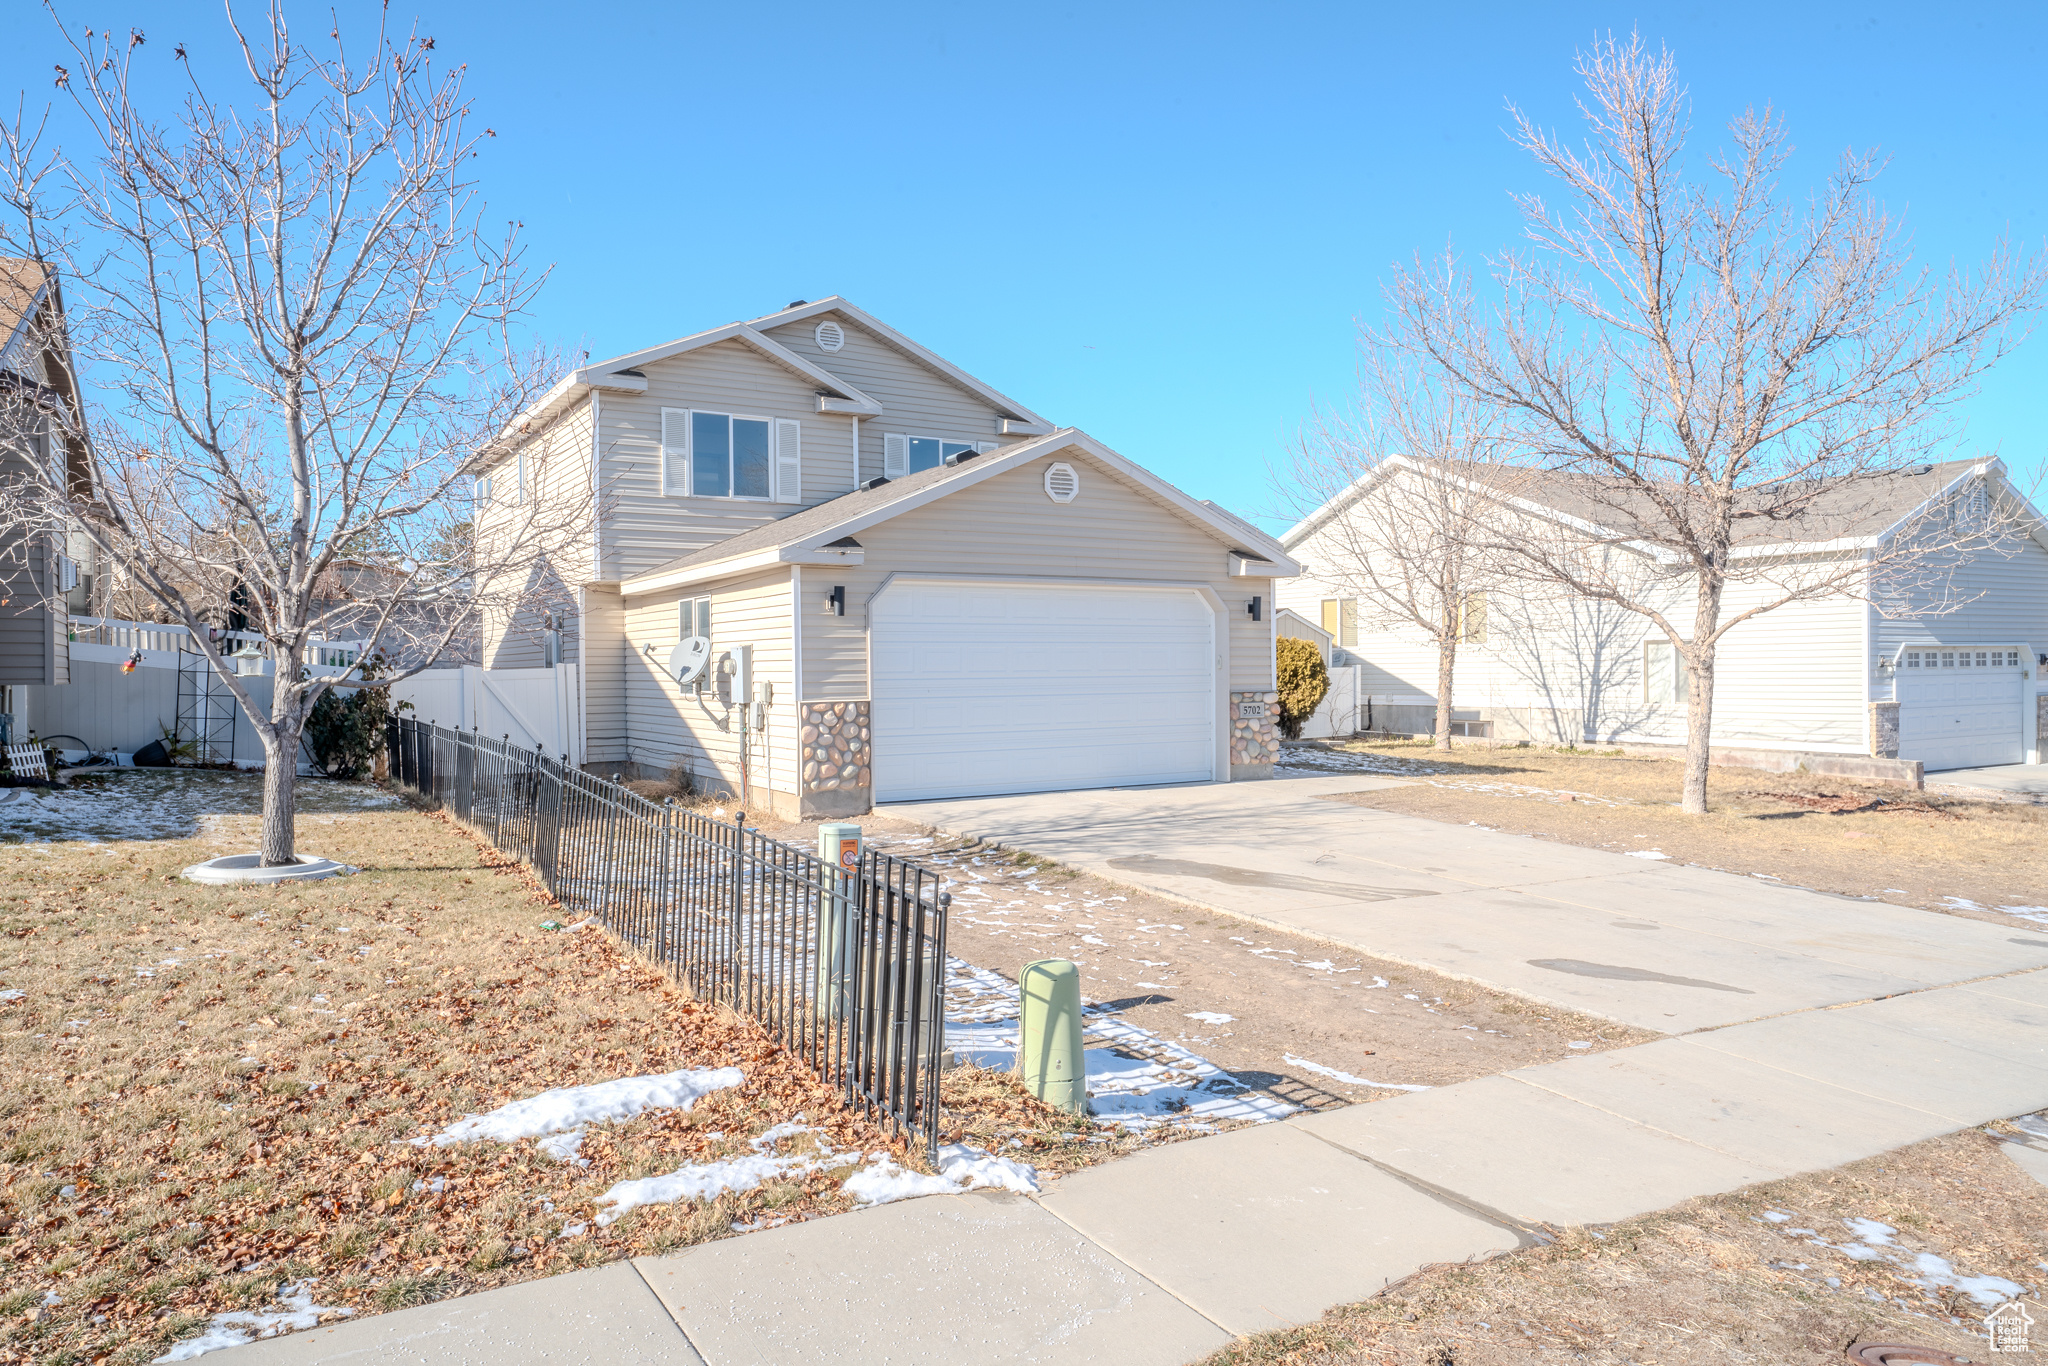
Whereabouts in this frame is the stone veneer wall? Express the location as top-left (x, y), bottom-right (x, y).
top-left (1868, 701), bottom-right (1901, 760)
top-left (801, 702), bottom-right (871, 794)
top-left (1230, 690), bottom-right (1280, 769)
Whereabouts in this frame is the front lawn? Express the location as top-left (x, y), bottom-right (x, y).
top-left (1285, 741), bottom-right (2048, 926)
top-left (0, 773), bottom-right (1068, 1365)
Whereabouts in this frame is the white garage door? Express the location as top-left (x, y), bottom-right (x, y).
top-left (1896, 645), bottom-right (2026, 771)
top-left (872, 581), bottom-right (1216, 802)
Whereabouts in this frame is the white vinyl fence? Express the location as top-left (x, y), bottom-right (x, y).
top-left (1299, 664), bottom-right (1362, 740)
top-left (389, 664), bottom-right (583, 767)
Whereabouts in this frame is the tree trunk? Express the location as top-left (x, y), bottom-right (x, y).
top-left (1680, 652), bottom-right (1716, 815)
top-left (260, 728), bottom-right (299, 866)
top-left (1434, 599), bottom-right (1460, 750)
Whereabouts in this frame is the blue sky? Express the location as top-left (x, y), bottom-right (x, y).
top-left (7, 2), bottom-right (2043, 532)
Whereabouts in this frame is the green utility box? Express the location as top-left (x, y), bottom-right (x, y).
top-left (1019, 958), bottom-right (1086, 1115)
top-left (815, 824), bottom-right (861, 1019)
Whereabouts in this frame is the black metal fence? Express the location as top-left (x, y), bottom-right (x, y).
top-left (386, 716), bottom-right (950, 1157)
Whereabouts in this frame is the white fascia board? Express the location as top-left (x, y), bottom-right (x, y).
top-left (621, 542), bottom-right (865, 597)
top-left (1279, 457), bottom-right (1418, 549)
top-left (817, 394), bottom-right (884, 416)
top-left (745, 296), bottom-right (1054, 429)
top-left (999, 418), bottom-right (1054, 436)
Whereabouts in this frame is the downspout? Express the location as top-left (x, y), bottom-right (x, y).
top-left (584, 391), bottom-right (602, 768)
top-left (850, 416), bottom-right (861, 490)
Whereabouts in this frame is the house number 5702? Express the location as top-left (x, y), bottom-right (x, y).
top-left (1236, 703), bottom-right (1266, 719)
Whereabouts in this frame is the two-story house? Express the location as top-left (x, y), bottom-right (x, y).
top-left (475, 298), bottom-right (1298, 817)
top-left (1, 258), bottom-right (93, 742)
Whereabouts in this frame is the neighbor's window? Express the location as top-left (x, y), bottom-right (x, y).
top-left (908, 438), bottom-right (976, 473)
top-left (1645, 639), bottom-right (1689, 704)
top-left (1459, 592), bottom-right (1488, 644)
top-left (1319, 598), bottom-right (1358, 647)
top-left (882, 432), bottom-right (997, 477)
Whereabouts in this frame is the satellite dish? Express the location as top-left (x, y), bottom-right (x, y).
top-left (668, 636), bottom-right (712, 684)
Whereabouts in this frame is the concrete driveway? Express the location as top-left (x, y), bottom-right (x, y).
top-left (879, 773), bottom-right (2048, 1033)
top-left (1931, 762), bottom-right (2048, 797)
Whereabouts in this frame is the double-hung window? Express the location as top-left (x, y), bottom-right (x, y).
top-left (661, 409), bottom-right (802, 502)
top-left (1319, 598), bottom-right (1358, 646)
top-left (679, 596), bottom-right (712, 641)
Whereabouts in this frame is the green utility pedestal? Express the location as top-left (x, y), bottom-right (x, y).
top-left (1019, 958), bottom-right (1086, 1115)
top-left (816, 824), bottom-right (862, 1019)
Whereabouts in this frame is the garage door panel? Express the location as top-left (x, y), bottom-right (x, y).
top-left (1895, 647), bottom-right (2025, 771)
top-left (873, 583), bottom-right (1218, 802)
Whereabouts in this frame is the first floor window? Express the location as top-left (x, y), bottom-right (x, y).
top-left (1319, 598), bottom-right (1357, 646)
top-left (679, 596), bottom-right (711, 641)
top-left (1644, 638), bottom-right (1689, 704)
top-left (1459, 592), bottom-right (1488, 645)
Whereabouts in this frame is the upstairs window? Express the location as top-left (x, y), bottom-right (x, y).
top-left (882, 433), bottom-right (998, 478)
top-left (661, 410), bottom-right (801, 502)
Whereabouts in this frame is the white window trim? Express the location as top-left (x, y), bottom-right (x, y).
top-left (1643, 637), bottom-right (1689, 705)
top-left (662, 407), bottom-right (785, 502)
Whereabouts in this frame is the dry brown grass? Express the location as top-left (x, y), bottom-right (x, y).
top-left (1206, 1127), bottom-right (2048, 1366)
top-left (0, 783), bottom-right (1014, 1365)
top-left (1309, 741), bottom-right (2048, 922)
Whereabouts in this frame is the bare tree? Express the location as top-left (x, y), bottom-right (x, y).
top-left (1286, 307), bottom-right (1516, 751)
top-left (1393, 33), bottom-right (2044, 812)
top-left (0, 7), bottom-right (590, 863)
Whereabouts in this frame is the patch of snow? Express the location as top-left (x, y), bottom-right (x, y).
top-left (1623, 850), bottom-right (1671, 860)
top-left (1282, 1053), bottom-right (1431, 1092)
top-left (153, 1281), bottom-right (352, 1360)
top-left (1941, 896), bottom-right (1985, 911)
top-left (412, 1067), bottom-right (744, 1157)
top-left (1568, 1041), bottom-right (1592, 1050)
top-left (594, 1121), bottom-right (856, 1225)
top-left (1183, 1011), bottom-right (1235, 1025)
top-left (1996, 905), bottom-right (2048, 924)
top-left (0, 989), bottom-right (23, 1002)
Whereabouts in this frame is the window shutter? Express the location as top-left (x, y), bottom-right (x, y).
top-left (883, 433), bottom-right (909, 479)
top-left (514, 450), bottom-right (527, 505)
top-left (660, 408), bottom-right (691, 496)
top-left (774, 419), bottom-right (802, 504)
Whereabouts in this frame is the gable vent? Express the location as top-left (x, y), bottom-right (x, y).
top-left (1043, 461), bottom-right (1080, 504)
top-left (815, 320), bottom-right (846, 352)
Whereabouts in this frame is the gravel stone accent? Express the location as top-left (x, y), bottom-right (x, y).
top-left (801, 701), bottom-right (872, 794)
top-left (1231, 690), bottom-right (1281, 767)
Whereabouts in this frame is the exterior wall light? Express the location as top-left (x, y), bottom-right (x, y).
top-left (1246, 595), bottom-right (1262, 622)
top-left (827, 585), bottom-right (845, 616)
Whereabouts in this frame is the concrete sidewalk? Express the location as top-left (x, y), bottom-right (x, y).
top-left (238, 964), bottom-right (2048, 1365)
top-left (228, 778), bottom-right (2048, 1365)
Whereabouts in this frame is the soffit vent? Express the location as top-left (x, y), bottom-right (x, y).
top-left (815, 320), bottom-right (846, 352)
top-left (1044, 461), bottom-right (1079, 504)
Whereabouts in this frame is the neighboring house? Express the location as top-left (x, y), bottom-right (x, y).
top-left (0, 259), bottom-right (91, 695)
top-left (476, 297), bottom-right (1297, 815)
top-left (1280, 456), bottom-right (2048, 772)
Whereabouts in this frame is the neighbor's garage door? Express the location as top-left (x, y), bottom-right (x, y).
top-left (871, 581), bottom-right (1216, 802)
top-left (1897, 645), bottom-right (2026, 771)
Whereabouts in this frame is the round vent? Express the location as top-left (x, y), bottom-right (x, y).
top-left (1043, 461), bottom-right (1079, 504)
top-left (814, 320), bottom-right (846, 352)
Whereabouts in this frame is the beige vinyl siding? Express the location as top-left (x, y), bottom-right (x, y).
top-left (477, 396), bottom-right (595, 668)
top-left (797, 452), bottom-right (1270, 699)
top-left (620, 569), bottom-right (798, 797)
top-left (597, 341), bottom-right (854, 581)
top-left (759, 315), bottom-right (1029, 485)
top-left (581, 584), bottom-right (626, 765)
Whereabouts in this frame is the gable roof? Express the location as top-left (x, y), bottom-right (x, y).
top-left (1285, 454), bottom-right (2040, 557)
top-left (483, 295), bottom-right (1052, 462)
top-left (0, 257), bottom-right (55, 380)
top-left (621, 428), bottom-right (1300, 594)
top-left (745, 298), bottom-right (1052, 433)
